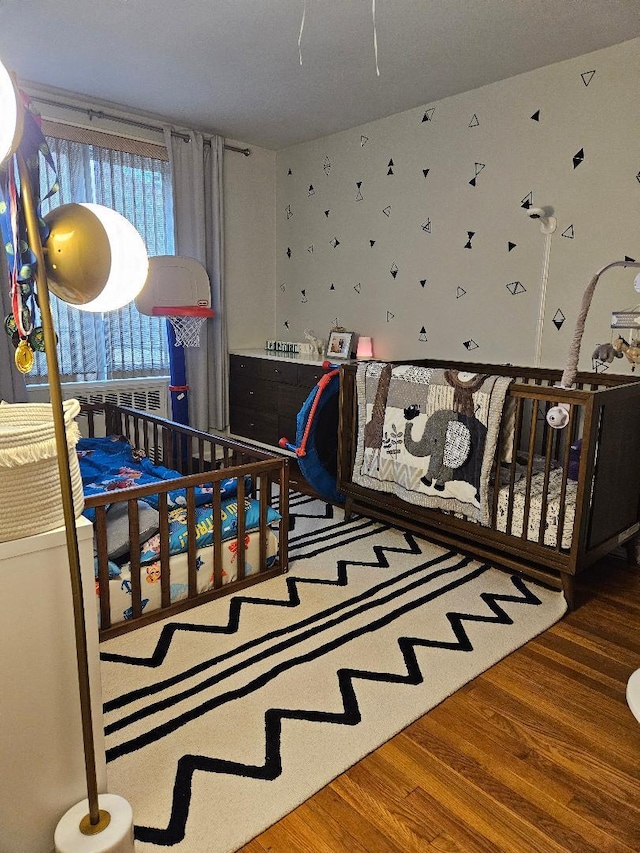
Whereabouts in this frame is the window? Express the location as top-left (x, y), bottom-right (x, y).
top-left (27, 124), bottom-right (174, 383)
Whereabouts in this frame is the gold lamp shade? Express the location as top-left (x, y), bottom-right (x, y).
top-left (0, 58), bottom-right (22, 167)
top-left (45, 202), bottom-right (149, 312)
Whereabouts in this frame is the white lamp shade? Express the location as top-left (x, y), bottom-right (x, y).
top-left (0, 58), bottom-right (22, 167)
top-left (45, 203), bottom-right (149, 312)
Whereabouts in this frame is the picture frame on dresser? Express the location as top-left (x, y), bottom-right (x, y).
top-left (326, 330), bottom-right (356, 359)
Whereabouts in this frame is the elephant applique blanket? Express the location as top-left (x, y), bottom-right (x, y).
top-left (352, 362), bottom-right (513, 526)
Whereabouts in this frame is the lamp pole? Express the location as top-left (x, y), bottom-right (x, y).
top-left (16, 152), bottom-right (107, 833)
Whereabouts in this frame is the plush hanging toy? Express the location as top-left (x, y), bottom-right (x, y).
top-left (612, 336), bottom-right (640, 371)
top-left (591, 342), bottom-right (623, 364)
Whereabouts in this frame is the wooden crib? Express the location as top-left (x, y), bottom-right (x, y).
top-left (80, 403), bottom-right (289, 640)
top-left (338, 359), bottom-right (640, 608)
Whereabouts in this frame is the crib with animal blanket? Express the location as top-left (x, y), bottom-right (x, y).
top-left (337, 359), bottom-right (640, 608)
top-left (79, 402), bottom-right (289, 640)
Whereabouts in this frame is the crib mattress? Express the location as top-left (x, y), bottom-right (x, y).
top-left (495, 468), bottom-right (577, 549)
top-left (97, 529), bottom-right (279, 627)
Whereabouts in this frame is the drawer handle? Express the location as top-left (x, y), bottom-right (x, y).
top-left (249, 390), bottom-right (254, 395)
top-left (274, 369), bottom-right (280, 374)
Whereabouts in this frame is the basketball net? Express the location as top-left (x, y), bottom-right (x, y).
top-left (152, 306), bottom-right (215, 348)
top-left (167, 314), bottom-right (207, 347)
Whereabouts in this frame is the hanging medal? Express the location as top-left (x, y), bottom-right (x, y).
top-left (14, 338), bottom-right (34, 373)
top-left (6, 159), bottom-right (35, 372)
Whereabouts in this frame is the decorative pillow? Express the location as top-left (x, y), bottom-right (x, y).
top-left (104, 499), bottom-right (160, 559)
top-left (139, 498), bottom-right (281, 563)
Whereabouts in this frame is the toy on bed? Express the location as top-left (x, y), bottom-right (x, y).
top-left (80, 403), bottom-right (289, 639)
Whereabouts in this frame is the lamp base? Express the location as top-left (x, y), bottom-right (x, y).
top-left (54, 794), bottom-right (134, 853)
top-left (627, 668), bottom-right (640, 723)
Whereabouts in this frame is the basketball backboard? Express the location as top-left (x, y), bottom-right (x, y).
top-left (135, 255), bottom-right (210, 316)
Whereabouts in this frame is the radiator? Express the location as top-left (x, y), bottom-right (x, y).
top-left (27, 378), bottom-right (170, 435)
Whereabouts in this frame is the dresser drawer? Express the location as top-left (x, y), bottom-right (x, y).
top-left (231, 374), bottom-right (273, 410)
top-left (260, 359), bottom-right (299, 385)
top-left (229, 406), bottom-right (279, 446)
top-left (278, 383), bottom-right (314, 419)
top-left (230, 355), bottom-right (262, 380)
top-left (297, 363), bottom-right (327, 386)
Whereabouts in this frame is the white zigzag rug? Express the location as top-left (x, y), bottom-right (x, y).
top-left (99, 492), bottom-right (567, 852)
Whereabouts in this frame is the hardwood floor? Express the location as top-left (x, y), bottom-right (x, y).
top-left (240, 555), bottom-right (640, 852)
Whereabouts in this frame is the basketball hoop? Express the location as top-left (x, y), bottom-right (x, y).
top-left (152, 305), bottom-right (215, 348)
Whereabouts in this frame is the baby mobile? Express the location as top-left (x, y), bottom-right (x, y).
top-left (592, 280), bottom-right (640, 372)
top-left (0, 95), bottom-right (59, 374)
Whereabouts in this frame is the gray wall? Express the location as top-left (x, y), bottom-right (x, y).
top-left (275, 38), bottom-right (640, 374)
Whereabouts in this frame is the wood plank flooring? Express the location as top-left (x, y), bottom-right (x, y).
top-left (240, 555), bottom-right (640, 852)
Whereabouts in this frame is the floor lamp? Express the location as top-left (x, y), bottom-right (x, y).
top-left (1, 61), bottom-right (147, 851)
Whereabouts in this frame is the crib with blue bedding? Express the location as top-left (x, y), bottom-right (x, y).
top-left (79, 402), bottom-right (289, 640)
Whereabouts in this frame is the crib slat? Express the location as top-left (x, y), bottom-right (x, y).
top-left (279, 460), bottom-right (289, 572)
top-left (236, 474), bottom-right (247, 582)
top-left (212, 488), bottom-right (223, 589)
top-left (128, 498), bottom-right (143, 620)
top-left (95, 505), bottom-right (111, 632)
top-left (185, 435), bottom-right (194, 474)
top-left (141, 417), bottom-right (151, 458)
top-left (555, 404), bottom-right (576, 553)
top-left (520, 400), bottom-right (540, 541)
top-left (505, 397), bottom-right (524, 535)
top-left (537, 405), bottom-right (556, 545)
top-left (158, 492), bottom-right (170, 609)
top-left (186, 487), bottom-right (198, 598)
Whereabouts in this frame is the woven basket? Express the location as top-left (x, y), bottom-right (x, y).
top-left (0, 399), bottom-right (85, 543)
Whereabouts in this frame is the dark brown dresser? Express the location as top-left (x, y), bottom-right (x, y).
top-left (229, 352), bottom-right (328, 447)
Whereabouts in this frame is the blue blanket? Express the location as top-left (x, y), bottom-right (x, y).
top-left (77, 435), bottom-right (242, 520)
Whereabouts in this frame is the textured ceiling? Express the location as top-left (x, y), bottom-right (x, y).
top-left (1, 0), bottom-right (639, 150)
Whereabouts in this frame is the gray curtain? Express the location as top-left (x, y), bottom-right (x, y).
top-left (163, 128), bottom-right (227, 432)
top-left (0, 245), bottom-right (28, 403)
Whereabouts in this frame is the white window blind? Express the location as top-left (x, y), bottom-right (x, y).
top-left (27, 126), bottom-right (174, 383)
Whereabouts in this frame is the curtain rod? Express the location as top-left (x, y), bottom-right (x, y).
top-left (27, 94), bottom-right (251, 156)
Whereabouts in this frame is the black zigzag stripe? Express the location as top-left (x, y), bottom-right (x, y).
top-left (103, 535), bottom-right (437, 710)
top-left (289, 520), bottom-right (389, 562)
top-left (288, 514), bottom-right (368, 545)
top-left (288, 517), bottom-right (380, 551)
top-left (286, 495), bottom-right (334, 531)
top-left (132, 574), bottom-right (543, 846)
top-left (105, 557), bottom-right (479, 755)
top-left (101, 521), bottom-right (402, 670)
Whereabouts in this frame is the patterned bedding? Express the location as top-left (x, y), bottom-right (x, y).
top-left (353, 362), bottom-right (513, 525)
